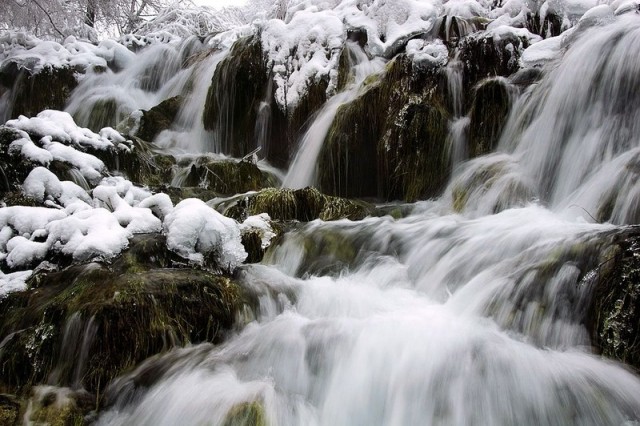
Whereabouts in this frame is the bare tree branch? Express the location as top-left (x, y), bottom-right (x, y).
top-left (30, 0), bottom-right (65, 38)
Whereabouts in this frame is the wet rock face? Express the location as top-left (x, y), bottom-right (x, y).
top-left (203, 36), bottom-right (266, 156)
top-left (0, 63), bottom-right (78, 119)
top-left (202, 36), bottom-right (329, 168)
top-left (589, 229), bottom-right (640, 370)
top-left (319, 55), bottom-right (451, 201)
top-left (176, 158), bottom-right (278, 196)
top-left (458, 33), bottom-right (531, 95)
top-left (0, 234), bottom-right (245, 396)
top-left (468, 78), bottom-right (512, 157)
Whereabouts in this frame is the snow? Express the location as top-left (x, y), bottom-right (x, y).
top-left (9, 137), bottom-right (53, 166)
top-left (92, 184), bottom-right (162, 234)
top-left (0, 269), bottom-right (32, 298)
top-left (521, 34), bottom-right (563, 67)
top-left (138, 193), bottom-right (174, 220)
top-left (240, 214), bottom-right (277, 250)
top-left (22, 167), bottom-right (91, 209)
top-left (262, 8), bottom-right (345, 112)
top-left (406, 39), bottom-right (449, 67)
top-left (46, 208), bottom-right (131, 262)
top-left (164, 198), bottom-right (247, 268)
top-left (7, 111), bottom-right (115, 150)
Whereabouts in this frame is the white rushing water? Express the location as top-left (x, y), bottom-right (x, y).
top-left (97, 16), bottom-right (640, 426)
top-left (283, 43), bottom-right (386, 189)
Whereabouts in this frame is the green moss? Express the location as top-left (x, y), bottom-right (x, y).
top-left (228, 187), bottom-right (374, 222)
top-left (223, 401), bottom-right (267, 426)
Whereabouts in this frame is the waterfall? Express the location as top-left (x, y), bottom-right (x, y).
top-left (66, 43), bottom-right (189, 130)
top-left (445, 54), bottom-right (468, 169)
top-left (91, 15), bottom-right (640, 426)
top-left (447, 15), bottom-right (640, 223)
top-left (282, 43), bottom-right (386, 189)
top-left (154, 50), bottom-right (228, 153)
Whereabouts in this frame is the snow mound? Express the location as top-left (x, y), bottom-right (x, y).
top-left (164, 199), bottom-right (247, 268)
top-left (406, 39), bottom-right (449, 67)
top-left (240, 214), bottom-right (277, 250)
top-left (0, 269), bottom-right (32, 298)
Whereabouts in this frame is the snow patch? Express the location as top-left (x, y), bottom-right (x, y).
top-left (164, 198), bottom-right (247, 269)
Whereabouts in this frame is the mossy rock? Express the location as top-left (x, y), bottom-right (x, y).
top-left (88, 137), bottom-right (176, 187)
top-left (27, 387), bottom-right (89, 426)
top-left (468, 78), bottom-right (512, 158)
top-left (175, 158), bottom-right (278, 195)
top-left (0, 234), bottom-right (244, 396)
top-left (588, 228), bottom-right (640, 370)
top-left (223, 401), bottom-right (267, 426)
top-left (0, 63), bottom-right (78, 119)
top-left (0, 394), bottom-right (20, 425)
top-left (201, 35), bottom-right (332, 168)
top-left (226, 187), bottom-right (374, 222)
top-left (83, 98), bottom-right (125, 133)
top-left (436, 15), bottom-right (490, 43)
top-left (319, 55), bottom-right (451, 201)
top-left (136, 96), bottom-right (184, 143)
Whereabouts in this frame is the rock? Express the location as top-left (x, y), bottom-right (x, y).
top-left (588, 228), bottom-right (640, 370)
top-left (0, 234), bottom-right (245, 396)
top-left (202, 35), bottom-right (331, 168)
top-left (136, 96), bottom-right (184, 143)
top-left (468, 78), bottom-right (513, 157)
top-left (458, 31), bottom-right (532, 94)
top-left (0, 63), bottom-right (78, 119)
top-left (0, 394), bottom-right (20, 426)
top-left (26, 386), bottom-right (90, 426)
top-left (225, 187), bottom-right (374, 222)
top-left (203, 36), bottom-right (270, 159)
top-left (319, 55), bottom-right (451, 201)
top-left (526, 12), bottom-right (564, 38)
top-left (0, 127), bottom-right (44, 196)
top-left (223, 401), bottom-right (267, 426)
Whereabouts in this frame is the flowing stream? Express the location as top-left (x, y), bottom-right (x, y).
top-left (90, 15), bottom-right (640, 426)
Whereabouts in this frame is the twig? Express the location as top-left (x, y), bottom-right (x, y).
top-left (31, 0), bottom-right (65, 38)
top-left (569, 204), bottom-right (600, 223)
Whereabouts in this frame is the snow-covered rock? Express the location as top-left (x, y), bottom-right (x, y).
top-left (164, 198), bottom-right (247, 268)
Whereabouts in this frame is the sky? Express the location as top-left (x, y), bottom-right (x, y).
top-left (192, 0), bottom-right (249, 8)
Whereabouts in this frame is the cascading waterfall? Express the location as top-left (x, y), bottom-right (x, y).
top-left (65, 36), bottom-right (209, 133)
top-left (94, 16), bottom-right (640, 426)
top-left (282, 43), bottom-right (386, 189)
top-left (154, 50), bottom-right (228, 153)
top-left (445, 54), bottom-right (469, 168)
top-left (446, 15), bottom-right (640, 222)
top-left (254, 78), bottom-right (274, 160)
